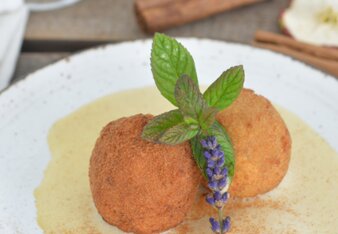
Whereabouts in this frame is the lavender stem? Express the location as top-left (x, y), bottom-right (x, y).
top-left (201, 136), bottom-right (231, 234)
top-left (218, 208), bottom-right (224, 234)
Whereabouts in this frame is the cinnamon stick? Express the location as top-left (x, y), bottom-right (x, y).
top-left (253, 41), bottom-right (338, 78)
top-left (255, 30), bottom-right (338, 61)
top-left (135, 0), bottom-right (267, 32)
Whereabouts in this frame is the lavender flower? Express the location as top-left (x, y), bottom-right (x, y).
top-left (201, 136), bottom-right (231, 234)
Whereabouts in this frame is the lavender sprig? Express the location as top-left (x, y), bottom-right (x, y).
top-left (201, 136), bottom-right (231, 234)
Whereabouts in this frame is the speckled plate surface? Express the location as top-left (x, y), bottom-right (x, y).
top-left (0, 39), bottom-right (337, 233)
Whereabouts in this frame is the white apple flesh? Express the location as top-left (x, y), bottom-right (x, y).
top-left (281, 0), bottom-right (338, 47)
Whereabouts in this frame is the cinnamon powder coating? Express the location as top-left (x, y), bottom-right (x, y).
top-left (89, 114), bottom-right (200, 234)
top-left (217, 89), bottom-right (292, 198)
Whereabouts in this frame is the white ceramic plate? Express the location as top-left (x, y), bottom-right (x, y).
top-left (0, 39), bottom-right (337, 233)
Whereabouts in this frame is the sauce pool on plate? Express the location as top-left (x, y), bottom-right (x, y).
top-left (34, 87), bottom-right (338, 234)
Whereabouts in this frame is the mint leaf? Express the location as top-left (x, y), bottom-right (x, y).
top-left (203, 66), bottom-right (244, 110)
top-left (175, 74), bottom-right (218, 130)
top-left (142, 110), bottom-right (184, 142)
top-left (190, 121), bottom-right (234, 179)
top-left (159, 123), bottom-right (199, 145)
top-left (175, 75), bottom-right (204, 123)
top-left (190, 135), bottom-right (207, 178)
top-left (151, 33), bottom-right (198, 106)
top-left (199, 106), bottom-right (218, 130)
top-left (208, 121), bottom-right (235, 178)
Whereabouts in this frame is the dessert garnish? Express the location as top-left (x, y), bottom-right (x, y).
top-left (142, 33), bottom-right (244, 233)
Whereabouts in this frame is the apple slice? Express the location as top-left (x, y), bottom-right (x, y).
top-left (280, 0), bottom-right (338, 47)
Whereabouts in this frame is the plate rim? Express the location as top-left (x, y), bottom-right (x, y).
top-left (2, 38), bottom-right (337, 98)
top-left (0, 37), bottom-right (337, 233)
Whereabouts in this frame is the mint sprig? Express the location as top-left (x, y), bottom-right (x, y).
top-left (143, 34), bottom-right (245, 181)
top-left (151, 33), bottom-right (198, 106)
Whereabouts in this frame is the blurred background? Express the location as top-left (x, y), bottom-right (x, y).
top-left (1, 0), bottom-right (337, 91)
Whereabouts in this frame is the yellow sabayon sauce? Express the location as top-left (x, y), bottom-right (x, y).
top-left (35, 87), bottom-right (338, 234)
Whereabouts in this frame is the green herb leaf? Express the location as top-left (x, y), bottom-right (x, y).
top-left (159, 123), bottom-right (199, 145)
top-left (190, 121), bottom-right (234, 179)
top-left (190, 135), bottom-right (207, 178)
top-left (175, 74), bottom-right (204, 122)
top-left (151, 33), bottom-right (198, 106)
top-left (175, 74), bottom-right (218, 130)
top-left (203, 65), bottom-right (245, 110)
top-left (142, 110), bottom-right (184, 142)
top-left (208, 121), bottom-right (235, 177)
top-left (199, 106), bottom-right (218, 130)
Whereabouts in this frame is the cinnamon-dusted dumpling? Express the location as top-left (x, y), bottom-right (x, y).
top-left (89, 114), bottom-right (200, 234)
top-left (217, 89), bottom-right (291, 198)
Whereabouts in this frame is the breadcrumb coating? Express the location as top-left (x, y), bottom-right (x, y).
top-left (89, 114), bottom-right (200, 234)
top-left (217, 89), bottom-right (291, 198)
